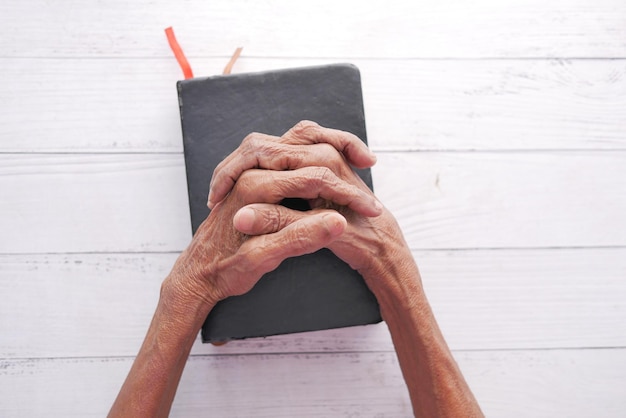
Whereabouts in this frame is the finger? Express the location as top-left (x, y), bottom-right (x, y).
top-left (208, 121), bottom-right (376, 209)
top-left (238, 167), bottom-right (382, 217)
top-left (208, 132), bottom-right (278, 206)
top-left (240, 211), bottom-right (347, 277)
top-left (209, 141), bottom-right (351, 209)
top-left (234, 204), bottom-right (341, 236)
top-left (281, 121), bottom-right (376, 169)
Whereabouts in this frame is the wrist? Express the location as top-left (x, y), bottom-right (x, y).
top-left (354, 220), bottom-right (425, 317)
top-left (159, 270), bottom-right (218, 334)
top-left (361, 255), bottom-right (425, 318)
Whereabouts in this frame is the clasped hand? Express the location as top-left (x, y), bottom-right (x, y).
top-left (163, 121), bottom-right (410, 315)
top-left (110, 122), bottom-right (483, 418)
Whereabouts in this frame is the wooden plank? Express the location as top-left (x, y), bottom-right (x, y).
top-left (0, 154), bottom-right (192, 253)
top-left (418, 248), bottom-right (626, 350)
top-left (0, 58), bottom-right (184, 153)
top-left (1, 152), bottom-right (624, 253)
top-left (2, 58), bottom-right (625, 152)
top-left (2, 2), bottom-right (623, 417)
top-left (2, 248), bottom-right (625, 358)
top-left (362, 59), bottom-right (626, 151)
top-left (1, 0), bottom-right (625, 58)
top-left (376, 151), bottom-right (626, 249)
top-left (1, 349), bottom-right (625, 417)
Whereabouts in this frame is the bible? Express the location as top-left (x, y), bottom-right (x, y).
top-left (177, 63), bottom-right (382, 342)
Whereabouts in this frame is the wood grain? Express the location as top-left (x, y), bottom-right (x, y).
top-left (2, 58), bottom-right (625, 152)
top-left (2, 349), bottom-right (625, 417)
top-left (377, 151), bottom-right (626, 249)
top-left (1, 0), bottom-right (625, 58)
top-left (2, 248), bottom-right (624, 359)
top-left (1, 152), bottom-right (624, 253)
top-left (0, 154), bottom-right (191, 253)
top-left (1, 0), bottom-right (624, 415)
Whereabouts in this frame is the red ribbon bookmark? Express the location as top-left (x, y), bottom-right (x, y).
top-left (164, 27), bottom-right (194, 79)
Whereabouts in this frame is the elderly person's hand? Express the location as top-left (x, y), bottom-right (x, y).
top-left (207, 120), bottom-right (378, 209)
top-left (110, 120), bottom-right (482, 418)
top-left (207, 120), bottom-right (413, 305)
top-left (206, 120), bottom-right (483, 418)
top-left (109, 130), bottom-right (383, 418)
top-left (163, 154), bottom-right (383, 323)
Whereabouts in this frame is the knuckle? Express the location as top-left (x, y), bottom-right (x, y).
top-left (319, 166), bottom-right (335, 183)
top-left (237, 169), bottom-right (254, 185)
top-left (242, 132), bottom-right (264, 151)
top-left (236, 252), bottom-right (254, 274)
top-left (258, 141), bottom-right (282, 159)
top-left (289, 222), bottom-right (313, 251)
top-left (233, 170), bottom-right (258, 197)
top-left (242, 132), bottom-right (259, 144)
top-left (292, 120), bottom-right (319, 137)
top-left (309, 166), bottom-right (334, 188)
top-left (242, 239), bottom-right (280, 274)
top-left (264, 207), bottom-right (283, 232)
top-left (284, 153), bottom-right (304, 170)
top-left (244, 134), bottom-right (287, 168)
top-left (317, 143), bottom-right (346, 171)
top-left (316, 142), bottom-right (337, 157)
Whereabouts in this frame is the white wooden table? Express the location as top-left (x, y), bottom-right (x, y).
top-left (1, 1), bottom-right (625, 416)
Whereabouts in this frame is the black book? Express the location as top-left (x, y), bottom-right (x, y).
top-left (177, 64), bottom-right (381, 343)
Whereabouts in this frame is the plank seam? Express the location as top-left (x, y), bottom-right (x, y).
top-left (3, 346), bottom-right (626, 363)
top-left (2, 149), bottom-right (626, 156)
top-left (1, 56), bottom-right (626, 61)
top-left (1, 245), bottom-right (625, 257)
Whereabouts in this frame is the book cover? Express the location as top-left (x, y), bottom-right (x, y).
top-left (177, 64), bottom-right (382, 342)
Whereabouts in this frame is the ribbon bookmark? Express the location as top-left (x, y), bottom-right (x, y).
top-left (223, 47), bottom-right (243, 75)
top-left (164, 27), bottom-right (194, 79)
top-left (165, 27), bottom-right (243, 78)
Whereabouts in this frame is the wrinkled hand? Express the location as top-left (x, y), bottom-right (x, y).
top-left (209, 121), bottom-right (415, 296)
top-left (207, 120), bottom-right (378, 209)
top-left (163, 156), bottom-right (383, 314)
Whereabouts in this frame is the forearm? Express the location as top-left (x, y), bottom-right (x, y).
top-left (363, 245), bottom-right (483, 417)
top-left (108, 278), bottom-right (214, 418)
top-left (198, 122), bottom-right (481, 415)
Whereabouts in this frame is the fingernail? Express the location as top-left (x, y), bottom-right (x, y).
top-left (234, 207), bottom-right (256, 232)
top-left (373, 199), bottom-right (383, 213)
top-left (322, 213), bottom-right (346, 237)
top-left (369, 149), bottom-right (377, 162)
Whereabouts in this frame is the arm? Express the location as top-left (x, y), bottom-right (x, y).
top-left (215, 121), bottom-right (484, 417)
top-left (235, 203), bottom-right (482, 417)
top-left (336, 212), bottom-right (484, 417)
top-left (106, 275), bottom-right (207, 417)
top-left (108, 164), bottom-right (378, 417)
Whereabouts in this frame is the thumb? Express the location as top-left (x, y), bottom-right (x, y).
top-left (235, 203), bottom-right (346, 236)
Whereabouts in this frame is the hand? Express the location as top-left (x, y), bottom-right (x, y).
top-left (209, 121), bottom-right (417, 301)
top-left (110, 122), bottom-right (482, 418)
top-left (162, 162), bottom-right (382, 318)
top-left (209, 124), bottom-right (485, 417)
top-left (110, 138), bottom-right (382, 418)
top-left (207, 120), bottom-right (378, 209)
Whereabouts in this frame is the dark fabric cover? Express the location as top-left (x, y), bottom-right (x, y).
top-left (177, 64), bottom-right (381, 342)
